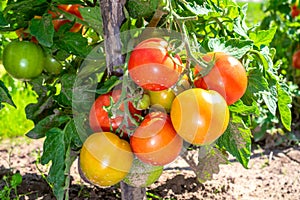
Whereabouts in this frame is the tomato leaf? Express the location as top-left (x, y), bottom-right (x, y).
top-left (249, 27), bottom-right (277, 48)
top-left (229, 100), bottom-right (259, 116)
top-left (125, 0), bottom-right (158, 19)
top-left (0, 80), bottom-right (16, 110)
top-left (29, 13), bottom-right (54, 47)
top-left (96, 76), bottom-right (122, 95)
top-left (206, 38), bottom-right (253, 59)
top-left (56, 32), bottom-right (91, 57)
top-left (26, 114), bottom-right (71, 139)
top-left (277, 82), bottom-right (292, 131)
top-left (79, 7), bottom-right (103, 35)
top-left (195, 146), bottom-right (229, 183)
top-left (41, 128), bottom-right (66, 200)
top-left (55, 74), bottom-right (76, 107)
top-left (217, 115), bottom-right (252, 168)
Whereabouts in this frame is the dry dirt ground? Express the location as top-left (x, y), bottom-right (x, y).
top-left (0, 137), bottom-right (300, 200)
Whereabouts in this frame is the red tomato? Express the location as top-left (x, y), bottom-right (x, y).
top-left (49, 4), bottom-right (83, 33)
top-left (293, 50), bottom-right (300, 69)
top-left (130, 112), bottom-right (183, 166)
top-left (128, 38), bottom-right (183, 91)
top-left (171, 88), bottom-right (229, 145)
top-left (291, 5), bottom-right (300, 18)
top-left (194, 52), bottom-right (248, 105)
top-left (89, 90), bottom-right (140, 136)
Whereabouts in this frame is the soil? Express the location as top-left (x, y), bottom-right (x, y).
top-left (0, 137), bottom-right (300, 200)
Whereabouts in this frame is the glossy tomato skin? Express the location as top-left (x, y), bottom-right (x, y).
top-left (89, 90), bottom-right (140, 135)
top-left (292, 50), bottom-right (300, 69)
top-left (171, 88), bottom-right (229, 145)
top-left (79, 132), bottom-right (133, 187)
top-left (194, 52), bottom-right (248, 105)
top-left (128, 38), bottom-right (182, 91)
top-left (2, 41), bottom-right (44, 80)
top-left (130, 112), bottom-right (183, 166)
top-left (147, 89), bottom-right (175, 113)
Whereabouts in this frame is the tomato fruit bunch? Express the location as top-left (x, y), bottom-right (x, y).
top-left (79, 38), bottom-right (248, 188)
top-left (2, 40), bottom-right (62, 80)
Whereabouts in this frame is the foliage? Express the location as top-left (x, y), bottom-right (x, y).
top-left (0, 0), bottom-right (293, 199)
top-left (0, 172), bottom-right (22, 200)
top-left (251, 0), bottom-right (300, 144)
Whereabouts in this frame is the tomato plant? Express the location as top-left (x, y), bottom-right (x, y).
top-left (2, 41), bottom-right (44, 80)
top-left (130, 112), bottom-right (183, 166)
top-left (171, 88), bottom-right (229, 145)
top-left (128, 38), bottom-right (183, 91)
top-left (80, 132), bottom-right (134, 187)
top-left (194, 52), bottom-right (248, 105)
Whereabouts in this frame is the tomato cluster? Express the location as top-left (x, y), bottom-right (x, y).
top-left (80, 37), bottom-right (248, 187)
top-left (2, 41), bottom-right (62, 80)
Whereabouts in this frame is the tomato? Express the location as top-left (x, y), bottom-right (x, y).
top-left (291, 5), bottom-right (300, 18)
top-left (137, 93), bottom-right (151, 110)
top-left (194, 52), bottom-right (248, 105)
top-left (292, 50), bottom-right (300, 69)
top-left (2, 41), bottom-right (44, 80)
top-left (128, 38), bottom-right (183, 91)
top-left (79, 132), bottom-right (133, 187)
top-left (49, 4), bottom-right (83, 33)
top-left (44, 54), bottom-right (63, 75)
top-left (170, 88), bottom-right (229, 145)
top-left (147, 89), bottom-right (175, 113)
top-left (130, 112), bottom-right (183, 166)
top-left (89, 89), bottom-right (140, 136)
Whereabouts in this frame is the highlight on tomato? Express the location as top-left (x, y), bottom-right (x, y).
top-left (128, 38), bottom-right (183, 91)
top-left (194, 52), bottom-right (248, 105)
top-left (170, 88), bottom-right (229, 145)
top-left (89, 89), bottom-right (140, 136)
top-left (130, 111), bottom-right (183, 166)
top-left (79, 132), bottom-right (134, 187)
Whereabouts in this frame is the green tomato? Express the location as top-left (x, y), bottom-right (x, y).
top-left (148, 89), bottom-right (176, 113)
top-left (44, 55), bottom-right (63, 75)
top-left (123, 158), bottom-right (163, 187)
top-left (2, 41), bottom-right (44, 80)
top-left (137, 93), bottom-right (150, 110)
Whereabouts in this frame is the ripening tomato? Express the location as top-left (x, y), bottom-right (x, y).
top-left (2, 41), bottom-right (44, 80)
top-left (128, 38), bottom-right (183, 91)
top-left (79, 132), bottom-right (134, 187)
top-left (147, 89), bottom-right (175, 113)
top-left (170, 88), bottom-right (229, 145)
top-left (89, 89), bottom-right (140, 135)
top-left (292, 50), bottom-right (300, 69)
top-left (49, 4), bottom-right (83, 33)
top-left (291, 4), bottom-right (300, 18)
top-left (130, 112), bottom-right (183, 166)
top-left (194, 52), bottom-right (248, 105)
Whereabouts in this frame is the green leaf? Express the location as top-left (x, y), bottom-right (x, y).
top-left (245, 68), bottom-right (269, 96)
top-left (64, 119), bottom-right (83, 150)
top-left (26, 114), bottom-right (71, 139)
top-left (196, 146), bottom-right (228, 183)
top-left (277, 82), bottom-right (292, 131)
top-left (29, 14), bottom-right (54, 47)
top-left (0, 80), bottom-right (16, 110)
top-left (96, 76), bottom-right (122, 95)
top-left (79, 7), bottom-right (103, 35)
top-left (10, 173), bottom-right (22, 187)
top-left (207, 38), bottom-right (253, 59)
top-left (217, 115), bottom-right (252, 168)
top-left (56, 32), bottom-right (91, 57)
top-left (55, 74), bottom-right (76, 107)
top-left (249, 27), bottom-right (277, 48)
top-left (41, 128), bottom-right (66, 200)
top-left (229, 100), bottom-right (259, 116)
top-left (125, 0), bottom-right (158, 18)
